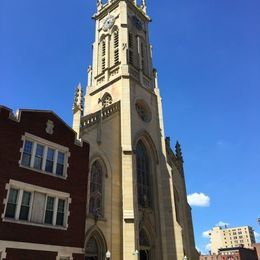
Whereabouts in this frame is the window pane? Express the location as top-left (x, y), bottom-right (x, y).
top-left (56, 199), bottom-right (65, 226)
top-left (33, 144), bottom-right (44, 170)
top-left (21, 140), bottom-right (33, 166)
top-left (46, 197), bottom-right (54, 210)
top-left (44, 211), bottom-right (53, 224)
top-left (56, 212), bottom-right (64, 226)
top-left (19, 191), bottom-right (31, 220)
top-left (22, 191), bottom-right (31, 206)
top-left (23, 140), bottom-right (33, 153)
top-left (5, 188), bottom-right (18, 218)
top-left (58, 199), bottom-right (65, 213)
top-left (56, 152), bottom-right (65, 176)
top-left (44, 196), bottom-right (54, 224)
top-left (45, 148), bottom-right (54, 173)
top-left (19, 206), bottom-right (30, 220)
top-left (5, 204), bottom-right (16, 218)
top-left (8, 188), bottom-right (18, 203)
top-left (57, 152), bottom-right (65, 164)
top-left (56, 164), bottom-right (64, 176)
top-left (47, 148), bottom-right (55, 160)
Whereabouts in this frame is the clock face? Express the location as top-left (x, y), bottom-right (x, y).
top-left (132, 15), bottom-right (143, 31)
top-left (102, 15), bottom-right (115, 31)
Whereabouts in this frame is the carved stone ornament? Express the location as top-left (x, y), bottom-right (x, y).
top-left (46, 120), bottom-right (54, 135)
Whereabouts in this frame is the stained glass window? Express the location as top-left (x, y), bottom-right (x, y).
top-left (136, 141), bottom-right (151, 208)
top-left (89, 161), bottom-right (103, 216)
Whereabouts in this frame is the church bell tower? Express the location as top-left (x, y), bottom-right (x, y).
top-left (73, 1), bottom-right (198, 259)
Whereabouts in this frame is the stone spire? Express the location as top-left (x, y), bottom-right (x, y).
top-left (72, 83), bottom-right (84, 138)
top-left (141, 0), bottom-right (147, 13)
top-left (175, 141), bottom-right (184, 163)
top-left (97, 0), bottom-right (102, 11)
top-left (72, 83), bottom-right (83, 113)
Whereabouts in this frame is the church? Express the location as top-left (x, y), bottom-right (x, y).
top-left (72, 0), bottom-right (198, 259)
top-left (0, 0), bottom-right (198, 259)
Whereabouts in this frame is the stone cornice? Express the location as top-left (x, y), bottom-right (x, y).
top-left (80, 101), bottom-right (120, 130)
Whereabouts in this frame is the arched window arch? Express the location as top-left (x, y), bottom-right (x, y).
top-left (136, 141), bottom-right (151, 208)
top-left (85, 229), bottom-right (107, 260)
top-left (89, 160), bottom-right (103, 217)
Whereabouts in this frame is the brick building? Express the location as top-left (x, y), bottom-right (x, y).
top-left (0, 106), bottom-right (89, 260)
top-left (200, 247), bottom-right (258, 260)
top-left (209, 226), bottom-right (256, 254)
top-left (253, 243), bottom-right (260, 259)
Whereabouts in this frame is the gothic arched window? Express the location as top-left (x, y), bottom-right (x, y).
top-left (113, 30), bottom-right (119, 65)
top-left (99, 36), bottom-right (106, 74)
top-left (85, 231), bottom-right (106, 260)
top-left (89, 160), bottom-right (103, 217)
top-left (139, 229), bottom-right (150, 247)
top-left (85, 237), bottom-right (98, 256)
top-left (136, 141), bottom-right (151, 208)
top-left (128, 32), bottom-right (137, 67)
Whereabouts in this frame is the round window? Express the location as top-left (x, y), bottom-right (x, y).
top-left (102, 93), bottom-right (112, 107)
top-left (135, 100), bottom-right (151, 122)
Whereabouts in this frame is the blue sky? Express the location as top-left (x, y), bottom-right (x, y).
top-left (1, 0), bottom-right (260, 253)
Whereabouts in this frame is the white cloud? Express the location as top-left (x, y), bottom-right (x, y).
top-left (202, 230), bottom-right (211, 238)
top-left (254, 231), bottom-right (260, 241)
top-left (187, 192), bottom-right (210, 207)
top-left (216, 221), bottom-right (230, 227)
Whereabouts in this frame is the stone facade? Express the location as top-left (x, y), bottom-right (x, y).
top-left (73, 0), bottom-right (198, 259)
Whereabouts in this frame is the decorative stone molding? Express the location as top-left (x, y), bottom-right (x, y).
top-left (81, 101), bottom-right (120, 129)
top-left (46, 120), bottom-right (54, 135)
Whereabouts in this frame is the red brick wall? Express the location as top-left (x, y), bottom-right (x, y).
top-left (5, 248), bottom-right (57, 260)
top-left (0, 107), bottom-right (89, 248)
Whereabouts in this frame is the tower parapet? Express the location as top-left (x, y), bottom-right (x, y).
top-left (95, 0), bottom-right (150, 19)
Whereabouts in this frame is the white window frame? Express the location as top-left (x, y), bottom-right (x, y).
top-left (19, 133), bottom-right (70, 179)
top-left (2, 180), bottom-right (71, 230)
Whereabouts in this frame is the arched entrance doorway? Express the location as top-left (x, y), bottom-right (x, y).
top-left (140, 249), bottom-right (150, 260)
top-left (85, 229), bottom-right (106, 260)
top-left (139, 229), bottom-right (151, 260)
top-left (85, 237), bottom-right (98, 260)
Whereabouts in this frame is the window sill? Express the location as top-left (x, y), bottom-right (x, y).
top-left (2, 218), bottom-right (68, 230)
top-left (19, 165), bottom-right (67, 180)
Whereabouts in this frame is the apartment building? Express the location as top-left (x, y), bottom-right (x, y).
top-left (209, 226), bottom-right (256, 254)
